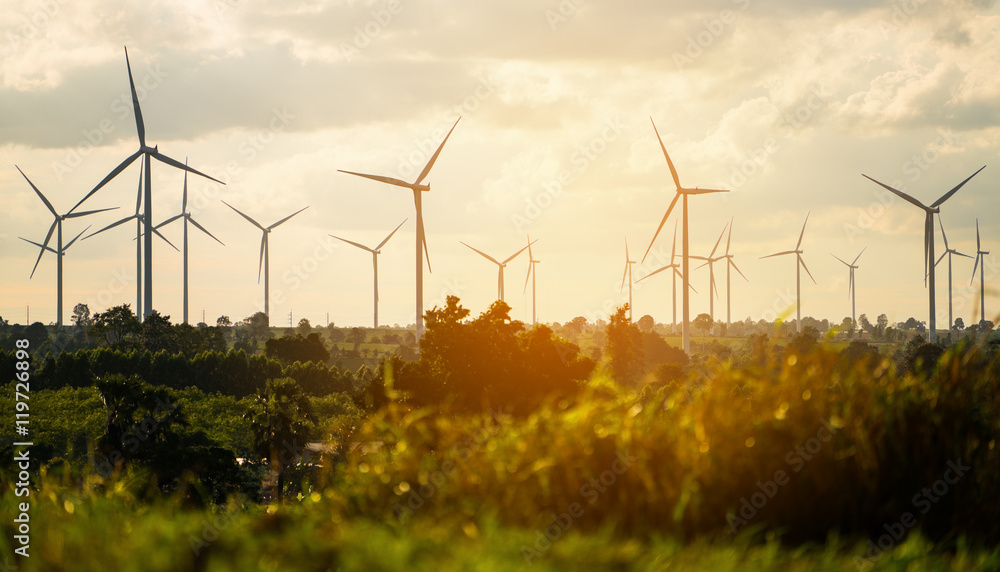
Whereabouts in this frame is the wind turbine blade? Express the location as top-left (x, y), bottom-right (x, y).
top-left (636, 265), bottom-right (672, 283)
top-left (134, 161), bottom-right (143, 214)
top-left (971, 255), bottom-right (980, 284)
top-left (923, 214), bottom-right (932, 285)
top-left (414, 117), bottom-right (460, 186)
top-left (641, 192), bottom-right (680, 263)
top-left (188, 217), bottom-right (225, 245)
top-left (70, 151), bottom-right (141, 213)
top-left (689, 256), bottom-right (711, 262)
top-left (934, 252), bottom-right (947, 268)
top-left (330, 235), bottom-right (374, 253)
top-left (136, 225), bottom-right (180, 252)
top-left (154, 213), bottom-right (184, 229)
top-left (620, 262), bottom-right (629, 294)
top-left (523, 261), bottom-right (533, 294)
top-left (931, 165), bottom-right (986, 208)
top-left (258, 233), bottom-right (266, 284)
top-left (419, 217), bottom-right (432, 272)
top-left (831, 253), bottom-right (850, 266)
top-left (36, 219), bottom-right (57, 259)
top-left (862, 175), bottom-right (929, 211)
top-left (730, 259), bottom-right (749, 282)
top-left (526, 234), bottom-right (534, 262)
top-left (339, 170), bottom-right (416, 190)
top-left (124, 46), bottom-right (146, 148)
top-left (709, 222), bottom-right (728, 258)
top-left (222, 201), bottom-right (265, 231)
top-left (65, 206), bottom-right (118, 218)
top-left (375, 219), bottom-right (408, 250)
top-left (976, 219), bottom-right (981, 252)
top-left (760, 251), bottom-right (796, 259)
top-left (796, 212), bottom-right (810, 250)
top-left (502, 241), bottom-right (534, 265)
top-left (687, 279), bottom-right (699, 295)
top-left (953, 250), bottom-right (973, 259)
top-left (693, 260), bottom-right (710, 270)
top-left (670, 221), bottom-right (678, 263)
top-left (852, 246), bottom-right (867, 266)
top-left (182, 160), bottom-right (188, 212)
top-left (63, 225), bottom-right (92, 251)
top-left (848, 272), bottom-right (854, 301)
top-left (650, 118), bottom-right (681, 189)
top-left (151, 151), bottom-right (225, 185)
top-left (20, 237), bottom-right (57, 255)
top-left (83, 216), bottom-right (136, 239)
top-left (625, 237), bottom-right (630, 262)
top-left (938, 217), bottom-right (950, 250)
top-left (15, 166), bottom-right (58, 217)
top-left (685, 188), bottom-right (730, 195)
top-left (798, 255), bottom-right (817, 285)
top-left (268, 206), bottom-right (309, 230)
top-left (460, 242), bottom-right (501, 266)
top-left (725, 216), bottom-right (733, 255)
top-left (711, 270), bottom-right (719, 299)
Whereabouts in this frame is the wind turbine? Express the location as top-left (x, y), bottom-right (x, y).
top-left (971, 218), bottom-right (991, 325)
top-left (931, 219), bottom-right (971, 333)
top-left (636, 222), bottom-right (695, 333)
top-left (718, 218), bottom-right (749, 329)
top-left (761, 212), bottom-right (816, 333)
top-left (641, 119), bottom-right (729, 353)
top-left (20, 226), bottom-right (93, 325)
top-left (691, 222), bottom-right (729, 330)
top-left (84, 162), bottom-right (178, 319)
top-left (460, 240), bottom-right (535, 303)
top-left (153, 162), bottom-right (225, 324)
top-left (831, 247), bottom-right (866, 334)
top-left (863, 166), bottom-right (985, 342)
top-left (338, 117), bottom-right (460, 340)
top-left (621, 238), bottom-right (637, 321)
top-left (16, 166), bottom-right (117, 326)
top-left (70, 46), bottom-right (225, 321)
top-left (223, 201), bottom-right (309, 320)
top-left (523, 236), bottom-right (541, 325)
top-left (330, 219), bottom-right (407, 329)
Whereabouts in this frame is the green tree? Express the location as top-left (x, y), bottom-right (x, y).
top-left (297, 318), bottom-right (312, 336)
top-left (858, 314), bottom-right (872, 337)
top-left (139, 311), bottom-right (179, 353)
top-left (71, 303), bottom-right (92, 327)
top-left (605, 305), bottom-right (644, 385)
top-left (693, 313), bottom-right (713, 337)
top-left (244, 378), bottom-right (316, 503)
top-left (637, 314), bottom-right (655, 333)
top-left (217, 315), bottom-right (232, 328)
top-left (954, 317), bottom-right (965, 331)
top-left (90, 305), bottom-right (141, 349)
top-left (877, 314), bottom-right (889, 338)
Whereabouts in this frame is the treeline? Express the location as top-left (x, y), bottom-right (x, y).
top-left (5, 347), bottom-right (369, 398)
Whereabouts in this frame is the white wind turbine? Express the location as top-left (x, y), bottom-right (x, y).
top-left (761, 212), bottom-right (816, 333)
top-left (931, 219), bottom-right (971, 333)
top-left (971, 218), bottom-right (991, 325)
top-left (153, 162), bottom-right (225, 324)
top-left (16, 166), bottom-right (117, 326)
top-left (523, 236), bottom-right (541, 325)
top-left (863, 166), bottom-right (985, 342)
top-left (621, 238), bottom-right (637, 321)
top-left (461, 240), bottom-right (535, 303)
top-left (831, 247), bottom-right (866, 334)
top-left (636, 222), bottom-right (696, 333)
top-left (718, 218), bottom-right (749, 329)
top-left (691, 222), bottom-right (729, 330)
top-left (642, 118), bottom-right (729, 353)
top-left (339, 118), bottom-right (460, 340)
top-left (71, 46), bottom-right (225, 320)
top-left (330, 219), bottom-right (407, 329)
top-left (84, 162), bottom-right (178, 318)
top-left (223, 201), bottom-right (309, 320)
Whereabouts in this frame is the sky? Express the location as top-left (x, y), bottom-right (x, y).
top-left (2, 0), bottom-right (1000, 330)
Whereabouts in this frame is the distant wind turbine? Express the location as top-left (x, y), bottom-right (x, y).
top-left (84, 162), bottom-right (178, 319)
top-left (16, 166), bottom-right (117, 326)
top-left (691, 222), bottom-right (729, 329)
top-left (523, 236), bottom-right (541, 325)
top-left (831, 247), bottom-right (866, 334)
top-left (154, 162), bottom-right (225, 324)
top-left (636, 222), bottom-right (696, 332)
top-left (642, 118), bottom-right (729, 353)
top-left (761, 212), bottom-right (816, 333)
top-left (621, 238), bottom-right (637, 321)
top-left (223, 201), bottom-right (309, 320)
top-left (971, 218), bottom-right (991, 325)
top-left (70, 46), bottom-right (225, 321)
top-left (330, 219), bottom-right (407, 329)
top-left (20, 226), bottom-right (93, 326)
top-left (863, 166), bottom-right (985, 342)
top-left (339, 118), bottom-right (460, 340)
top-left (718, 217), bottom-right (749, 329)
top-left (461, 240), bottom-right (535, 303)
top-left (931, 219), bottom-right (971, 332)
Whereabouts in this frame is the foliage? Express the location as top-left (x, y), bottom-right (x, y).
top-left (605, 305), bottom-right (644, 385)
top-left (244, 377), bottom-right (317, 502)
top-left (265, 333), bottom-right (330, 365)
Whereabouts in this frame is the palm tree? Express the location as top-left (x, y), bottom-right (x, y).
top-left (244, 378), bottom-right (316, 503)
